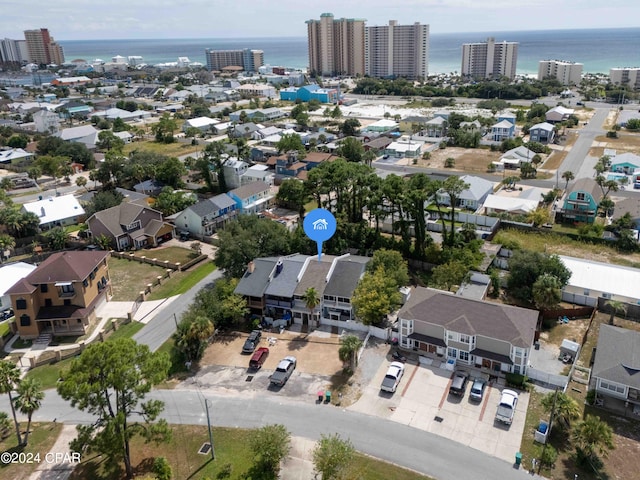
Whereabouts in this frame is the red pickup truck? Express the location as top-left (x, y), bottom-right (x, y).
top-left (249, 347), bottom-right (269, 370)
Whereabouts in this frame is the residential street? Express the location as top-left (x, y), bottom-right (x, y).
top-left (6, 388), bottom-right (533, 480)
top-left (131, 268), bottom-right (223, 351)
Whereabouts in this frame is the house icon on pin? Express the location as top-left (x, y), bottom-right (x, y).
top-left (312, 218), bottom-right (328, 230)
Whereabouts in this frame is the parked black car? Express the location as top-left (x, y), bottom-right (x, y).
top-left (242, 330), bottom-right (262, 353)
top-left (449, 370), bottom-right (469, 396)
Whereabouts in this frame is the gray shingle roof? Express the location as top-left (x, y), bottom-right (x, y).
top-left (264, 255), bottom-right (308, 297)
top-left (294, 255), bottom-right (336, 296)
top-left (399, 287), bottom-right (538, 348)
top-left (229, 180), bottom-right (270, 200)
top-left (88, 203), bottom-right (161, 238)
top-left (234, 258), bottom-right (278, 297)
top-left (187, 194), bottom-right (236, 218)
top-left (593, 324), bottom-right (640, 389)
top-left (323, 256), bottom-right (369, 297)
top-left (568, 178), bottom-right (603, 203)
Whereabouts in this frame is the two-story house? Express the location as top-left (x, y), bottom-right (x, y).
top-left (6, 251), bottom-right (111, 339)
top-left (177, 194), bottom-right (238, 238)
top-left (228, 181), bottom-right (274, 214)
top-left (559, 178), bottom-right (603, 224)
top-left (322, 255), bottom-right (370, 323)
top-left (529, 122), bottom-right (556, 144)
top-left (398, 287), bottom-right (538, 376)
top-left (591, 324), bottom-right (640, 417)
top-left (86, 202), bottom-right (174, 250)
top-left (490, 120), bottom-right (516, 142)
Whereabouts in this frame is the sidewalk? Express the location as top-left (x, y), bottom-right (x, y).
top-left (28, 424), bottom-right (78, 480)
top-left (282, 436), bottom-right (316, 480)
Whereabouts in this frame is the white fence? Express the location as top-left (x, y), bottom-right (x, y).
top-left (562, 292), bottom-right (598, 307)
top-left (320, 318), bottom-right (389, 340)
top-left (527, 367), bottom-right (569, 389)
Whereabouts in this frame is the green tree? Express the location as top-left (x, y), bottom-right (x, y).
top-left (331, 105), bottom-right (342, 119)
top-left (275, 132), bottom-right (306, 157)
top-left (352, 266), bottom-right (401, 326)
top-left (605, 299), bottom-right (627, 325)
top-left (572, 414), bottom-right (615, 465)
top-left (0, 360), bottom-right (22, 445)
top-left (7, 134), bottom-right (28, 149)
top-left (366, 249), bottom-right (409, 288)
top-left (434, 176), bottom-right (470, 247)
top-left (540, 391), bottom-right (580, 430)
top-left (430, 260), bottom-right (470, 291)
top-left (532, 273), bottom-right (562, 310)
top-left (338, 335), bottom-right (363, 371)
top-left (0, 233), bottom-right (16, 263)
top-left (152, 114), bottom-right (178, 143)
top-left (57, 339), bottom-right (172, 480)
top-left (336, 136), bottom-right (364, 162)
top-left (43, 226), bottom-right (69, 251)
top-left (85, 190), bottom-right (124, 217)
top-left (520, 162), bottom-right (537, 179)
top-left (94, 234), bottom-right (113, 250)
top-left (0, 411), bottom-right (11, 440)
top-left (340, 118), bottom-right (361, 136)
top-left (250, 424), bottom-right (291, 478)
top-left (312, 433), bottom-right (356, 480)
top-left (75, 175), bottom-right (88, 191)
top-left (14, 377), bottom-right (44, 445)
top-left (215, 215), bottom-right (292, 278)
top-left (173, 315), bottom-right (214, 363)
top-left (507, 251), bottom-right (571, 303)
top-left (96, 130), bottom-right (125, 153)
top-left (276, 179), bottom-right (310, 220)
top-left (527, 207), bottom-right (551, 227)
top-left (303, 287), bottom-right (320, 326)
top-left (152, 457), bottom-right (172, 480)
top-left (153, 187), bottom-right (195, 216)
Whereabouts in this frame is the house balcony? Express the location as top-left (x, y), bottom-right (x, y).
top-left (58, 290), bottom-right (76, 299)
top-left (265, 299), bottom-right (293, 309)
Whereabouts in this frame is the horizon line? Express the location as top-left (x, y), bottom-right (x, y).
top-left (55, 25), bottom-right (640, 43)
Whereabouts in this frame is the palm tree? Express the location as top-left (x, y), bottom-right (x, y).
top-left (302, 287), bottom-right (320, 327)
top-left (0, 360), bottom-right (22, 445)
top-left (572, 414), bottom-right (615, 461)
top-left (541, 391), bottom-right (580, 429)
top-left (14, 378), bottom-right (44, 445)
top-left (0, 411), bottom-right (11, 440)
top-left (338, 335), bottom-right (363, 371)
top-left (0, 234), bottom-right (16, 263)
top-left (532, 273), bottom-right (562, 310)
top-left (561, 170), bottom-right (575, 190)
top-left (605, 300), bottom-right (627, 325)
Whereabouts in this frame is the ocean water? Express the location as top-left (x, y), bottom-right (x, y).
top-left (60, 27), bottom-right (640, 75)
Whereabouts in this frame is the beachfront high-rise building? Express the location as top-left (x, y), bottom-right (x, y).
top-left (0, 38), bottom-right (27, 63)
top-left (609, 67), bottom-right (640, 89)
top-left (538, 60), bottom-right (583, 85)
top-left (24, 28), bottom-right (64, 65)
top-left (461, 37), bottom-right (518, 80)
top-left (205, 48), bottom-right (264, 72)
top-left (306, 13), bottom-right (366, 77)
top-left (365, 21), bottom-right (430, 80)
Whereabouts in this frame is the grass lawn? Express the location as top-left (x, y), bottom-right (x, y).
top-left (108, 257), bottom-right (169, 301)
top-left (147, 261), bottom-right (216, 301)
top-left (69, 425), bottom-right (432, 480)
top-left (12, 338), bottom-right (32, 349)
top-left (0, 423), bottom-right (64, 480)
top-left (107, 321), bottom-right (145, 342)
top-left (132, 246), bottom-right (198, 265)
top-left (123, 140), bottom-right (199, 158)
top-left (541, 149), bottom-right (567, 170)
top-left (24, 356), bottom-right (76, 389)
top-left (493, 228), bottom-right (640, 268)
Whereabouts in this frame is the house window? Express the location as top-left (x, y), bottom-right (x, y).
top-left (64, 299), bottom-right (71, 306)
top-left (20, 314), bottom-right (30, 326)
top-left (447, 347), bottom-right (457, 359)
top-left (447, 331), bottom-right (458, 342)
top-left (599, 380), bottom-right (625, 395)
top-left (460, 334), bottom-right (471, 344)
top-left (83, 279), bottom-right (88, 287)
top-left (459, 351), bottom-right (470, 362)
top-left (583, 289), bottom-right (590, 296)
top-left (576, 192), bottom-right (586, 201)
top-left (45, 299), bottom-right (52, 307)
top-left (16, 299), bottom-right (27, 310)
top-left (61, 284), bottom-right (75, 295)
top-left (40, 284), bottom-right (48, 293)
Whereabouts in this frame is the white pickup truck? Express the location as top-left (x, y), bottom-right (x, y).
top-left (495, 389), bottom-right (519, 425)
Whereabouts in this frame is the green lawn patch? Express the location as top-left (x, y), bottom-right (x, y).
top-left (69, 425), bottom-right (432, 480)
top-left (24, 356), bottom-right (76, 390)
top-left (123, 140), bottom-right (199, 158)
top-left (147, 261), bottom-right (216, 300)
top-left (0, 423), bottom-right (64, 480)
top-left (156, 337), bottom-right (188, 380)
top-left (108, 257), bottom-right (168, 301)
top-left (12, 337), bottom-right (32, 349)
top-left (107, 321), bottom-right (145, 342)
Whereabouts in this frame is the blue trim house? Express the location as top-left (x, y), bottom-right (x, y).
top-left (280, 85), bottom-right (338, 103)
top-left (228, 181), bottom-right (274, 214)
top-left (560, 178), bottom-right (602, 224)
top-left (611, 153), bottom-right (640, 174)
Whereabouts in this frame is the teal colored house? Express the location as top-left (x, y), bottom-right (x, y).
top-left (560, 178), bottom-right (602, 224)
top-left (611, 152), bottom-right (640, 174)
top-left (280, 84), bottom-right (338, 103)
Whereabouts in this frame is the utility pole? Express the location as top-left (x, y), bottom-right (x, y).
top-left (204, 398), bottom-right (215, 460)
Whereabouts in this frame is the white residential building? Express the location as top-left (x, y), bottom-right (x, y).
top-left (461, 37), bottom-right (518, 80)
top-left (365, 20), bottom-right (430, 79)
top-left (0, 262), bottom-right (37, 311)
top-left (21, 194), bottom-right (85, 230)
top-left (538, 60), bottom-right (583, 85)
top-left (610, 67), bottom-right (640, 88)
top-left (33, 109), bottom-right (60, 134)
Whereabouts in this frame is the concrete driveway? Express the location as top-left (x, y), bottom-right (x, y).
top-left (349, 355), bottom-right (528, 463)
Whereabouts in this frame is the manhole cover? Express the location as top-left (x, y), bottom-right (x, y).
top-left (246, 375), bottom-right (254, 382)
top-left (434, 416), bottom-right (444, 423)
top-left (198, 443), bottom-right (211, 455)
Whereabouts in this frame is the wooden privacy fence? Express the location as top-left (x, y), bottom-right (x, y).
top-left (110, 251), bottom-right (208, 271)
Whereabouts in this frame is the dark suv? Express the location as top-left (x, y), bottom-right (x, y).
top-left (242, 330), bottom-right (262, 353)
top-left (449, 370), bottom-right (469, 396)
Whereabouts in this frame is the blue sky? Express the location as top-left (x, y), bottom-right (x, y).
top-left (1, 0), bottom-right (639, 40)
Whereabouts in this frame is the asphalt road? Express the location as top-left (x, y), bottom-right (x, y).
top-left (9, 388), bottom-right (533, 480)
top-left (131, 268), bottom-right (223, 351)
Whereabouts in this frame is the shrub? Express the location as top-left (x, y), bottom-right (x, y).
top-left (152, 457), bottom-right (172, 480)
top-left (505, 373), bottom-right (528, 388)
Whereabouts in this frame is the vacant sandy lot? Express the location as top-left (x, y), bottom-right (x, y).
top-left (201, 328), bottom-right (344, 376)
top-left (417, 146), bottom-right (502, 174)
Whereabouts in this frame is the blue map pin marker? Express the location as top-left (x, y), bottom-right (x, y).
top-left (303, 208), bottom-right (336, 261)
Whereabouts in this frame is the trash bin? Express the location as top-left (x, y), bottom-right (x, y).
top-left (325, 391), bottom-right (331, 403)
top-left (515, 452), bottom-right (522, 466)
top-left (317, 391), bottom-right (324, 403)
